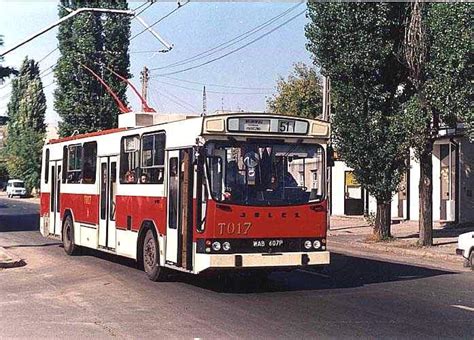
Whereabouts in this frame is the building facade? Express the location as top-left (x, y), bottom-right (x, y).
top-left (330, 133), bottom-right (474, 224)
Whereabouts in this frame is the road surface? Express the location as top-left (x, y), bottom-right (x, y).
top-left (1, 197), bottom-right (473, 338)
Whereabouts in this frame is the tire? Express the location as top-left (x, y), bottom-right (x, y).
top-left (62, 215), bottom-right (80, 255)
top-left (143, 229), bottom-right (167, 281)
top-left (469, 250), bottom-right (474, 271)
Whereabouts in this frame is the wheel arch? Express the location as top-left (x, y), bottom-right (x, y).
top-left (137, 220), bottom-right (164, 267)
top-left (61, 208), bottom-right (75, 239)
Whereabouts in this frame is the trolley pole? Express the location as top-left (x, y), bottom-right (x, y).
top-left (140, 66), bottom-right (150, 111)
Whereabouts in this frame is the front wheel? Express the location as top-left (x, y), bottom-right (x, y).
top-left (62, 215), bottom-right (80, 255)
top-left (469, 251), bottom-right (474, 270)
top-left (143, 229), bottom-right (167, 281)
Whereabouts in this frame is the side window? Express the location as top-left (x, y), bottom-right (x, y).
top-left (44, 149), bottom-right (50, 183)
top-left (65, 144), bottom-right (83, 184)
top-left (140, 132), bottom-right (165, 184)
top-left (120, 135), bottom-right (139, 184)
top-left (82, 142), bottom-right (97, 184)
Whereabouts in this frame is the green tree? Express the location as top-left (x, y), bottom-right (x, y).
top-left (5, 57), bottom-right (46, 194)
top-left (403, 2), bottom-right (473, 245)
top-left (0, 35), bottom-right (17, 81)
top-left (267, 63), bottom-right (323, 119)
top-left (306, 2), bottom-right (411, 240)
top-left (54, 0), bottom-right (130, 137)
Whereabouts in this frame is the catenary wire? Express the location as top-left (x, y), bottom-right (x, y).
top-left (130, 1), bottom-right (190, 41)
top-left (150, 8), bottom-right (307, 76)
top-left (153, 75), bottom-right (273, 91)
top-left (151, 79), bottom-right (272, 95)
top-left (152, 2), bottom-right (303, 71)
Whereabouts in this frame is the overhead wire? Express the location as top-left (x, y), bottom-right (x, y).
top-left (151, 79), bottom-right (272, 95)
top-left (150, 8), bottom-right (307, 76)
top-left (151, 85), bottom-right (198, 113)
top-left (153, 75), bottom-right (273, 91)
top-left (0, 46), bottom-right (59, 90)
top-left (151, 2), bottom-right (303, 71)
top-left (130, 1), bottom-right (190, 41)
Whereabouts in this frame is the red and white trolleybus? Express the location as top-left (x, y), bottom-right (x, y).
top-left (40, 112), bottom-right (331, 281)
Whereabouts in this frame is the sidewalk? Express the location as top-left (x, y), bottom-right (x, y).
top-left (328, 215), bottom-right (474, 270)
top-left (0, 247), bottom-right (25, 269)
top-left (0, 191), bottom-right (40, 204)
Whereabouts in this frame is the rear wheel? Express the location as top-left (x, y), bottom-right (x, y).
top-left (469, 251), bottom-right (474, 270)
top-left (62, 215), bottom-right (79, 255)
top-left (143, 229), bottom-right (167, 281)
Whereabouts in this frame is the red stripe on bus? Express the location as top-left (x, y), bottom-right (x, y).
top-left (116, 195), bottom-right (167, 234)
top-left (40, 192), bottom-right (50, 216)
top-left (48, 127), bottom-right (127, 144)
top-left (60, 193), bottom-right (100, 225)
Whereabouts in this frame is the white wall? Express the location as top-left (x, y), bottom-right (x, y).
top-left (331, 144), bottom-right (463, 222)
top-left (330, 161), bottom-right (349, 216)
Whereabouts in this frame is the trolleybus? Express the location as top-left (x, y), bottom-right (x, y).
top-left (40, 113), bottom-right (331, 281)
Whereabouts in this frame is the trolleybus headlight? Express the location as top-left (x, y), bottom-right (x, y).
top-left (304, 240), bottom-right (312, 250)
top-left (222, 242), bottom-right (231, 251)
top-left (212, 241), bottom-right (221, 251)
top-left (313, 240), bottom-right (321, 249)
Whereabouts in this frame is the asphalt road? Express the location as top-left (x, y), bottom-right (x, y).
top-left (1, 197), bottom-right (473, 338)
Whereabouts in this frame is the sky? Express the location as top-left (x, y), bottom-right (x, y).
top-left (0, 1), bottom-right (313, 125)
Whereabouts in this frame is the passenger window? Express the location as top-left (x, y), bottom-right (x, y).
top-left (120, 135), bottom-right (140, 184)
top-left (82, 142), bottom-right (97, 184)
top-left (140, 132), bottom-right (165, 184)
top-left (65, 144), bottom-right (83, 183)
top-left (44, 149), bottom-right (49, 183)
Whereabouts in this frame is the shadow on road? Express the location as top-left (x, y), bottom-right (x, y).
top-left (0, 198), bottom-right (40, 232)
top-left (3, 242), bottom-right (62, 249)
top-left (74, 247), bottom-right (456, 294)
top-left (398, 224), bottom-right (474, 240)
top-left (184, 253), bottom-right (456, 293)
top-left (0, 213), bottom-right (39, 232)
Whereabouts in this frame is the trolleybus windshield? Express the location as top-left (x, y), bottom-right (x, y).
top-left (205, 141), bottom-right (325, 206)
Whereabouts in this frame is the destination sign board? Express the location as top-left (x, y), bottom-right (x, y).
top-left (227, 117), bottom-right (309, 135)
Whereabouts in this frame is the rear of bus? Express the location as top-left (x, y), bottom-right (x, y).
top-left (193, 114), bottom-right (330, 273)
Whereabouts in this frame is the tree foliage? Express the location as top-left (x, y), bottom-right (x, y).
top-left (402, 2), bottom-right (473, 245)
top-left (5, 57), bottom-right (46, 193)
top-left (54, 0), bottom-right (131, 137)
top-left (306, 2), bottom-right (412, 239)
top-left (0, 35), bottom-right (17, 81)
top-left (267, 63), bottom-right (323, 119)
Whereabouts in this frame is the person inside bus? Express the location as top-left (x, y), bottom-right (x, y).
top-left (224, 160), bottom-right (244, 201)
top-left (125, 170), bottom-right (136, 183)
top-left (140, 173), bottom-right (149, 184)
top-left (82, 162), bottom-right (94, 184)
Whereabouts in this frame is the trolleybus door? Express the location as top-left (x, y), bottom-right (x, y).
top-left (49, 161), bottom-right (62, 236)
top-left (98, 156), bottom-right (117, 249)
top-left (166, 151), bottom-right (180, 264)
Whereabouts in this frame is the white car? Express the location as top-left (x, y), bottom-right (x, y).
top-left (456, 231), bottom-right (474, 270)
top-left (6, 179), bottom-right (27, 198)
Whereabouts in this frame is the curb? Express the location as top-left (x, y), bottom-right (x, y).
top-left (0, 247), bottom-right (26, 269)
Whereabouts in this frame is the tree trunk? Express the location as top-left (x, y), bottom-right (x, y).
top-left (374, 200), bottom-right (391, 240)
top-left (419, 144), bottom-right (433, 246)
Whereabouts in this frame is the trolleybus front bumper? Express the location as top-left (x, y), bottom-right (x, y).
top-left (194, 251), bottom-right (329, 273)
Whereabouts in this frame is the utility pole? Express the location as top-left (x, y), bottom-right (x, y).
top-left (202, 86), bottom-right (207, 116)
top-left (140, 66), bottom-right (149, 112)
top-left (322, 76), bottom-right (331, 121)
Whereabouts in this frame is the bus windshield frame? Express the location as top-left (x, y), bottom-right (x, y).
top-left (204, 140), bottom-right (326, 207)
